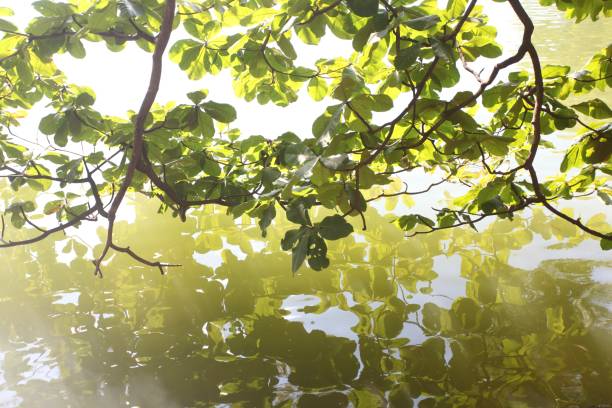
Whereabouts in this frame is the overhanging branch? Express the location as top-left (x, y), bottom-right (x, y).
top-left (94, 0), bottom-right (177, 277)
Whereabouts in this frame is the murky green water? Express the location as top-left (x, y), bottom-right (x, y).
top-left (1, 198), bottom-right (611, 407)
top-left (1, 2), bottom-right (612, 407)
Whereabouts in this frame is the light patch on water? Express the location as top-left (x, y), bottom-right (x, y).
top-left (282, 295), bottom-right (359, 341)
top-left (352, 233), bottom-right (367, 244)
top-left (398, 321), bottom-right (428, 346)
top-left (344, 291), bottom-right (357, 308)
top-left (92, 312), bottom-right (116, 329)
top-left (0, 390), bottom-right (21, 408)
top-left (592, 266), bottom-right (612, 285)
top-left (405, 255), bottom-right (467, 310)
top-left (222, 239), bottom-right (248, 260)
top-left (430, 254), bottom-right (468, 304)
top-left (16, 341), bottom-right (60, 385)
top-left (0, 351), bottom-right (22, 408)
top-left (282, 294), bottom-right (366, 382)
top-left (508, 237), bottom-right (610, 270)
top-left (282, 294), bottom-right (319, 314)
top-left (193, 237), bottom-right (249, 270)
top-left (52, 291), bottom-right (80, 306)
top-left (193, 250), bottom-right (224, 270)
top-left (250, 240), bottom-right (266, 253)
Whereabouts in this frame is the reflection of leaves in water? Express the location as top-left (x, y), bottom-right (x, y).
top-left (0, 198), bottom-right (610, 407)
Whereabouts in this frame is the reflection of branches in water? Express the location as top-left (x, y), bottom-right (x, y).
top-left (1, 198), bottom-right (611, 406)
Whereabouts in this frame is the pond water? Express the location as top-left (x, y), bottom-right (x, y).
top-left (1, 197), bottom-right (611, 407)
top-left (1, 1), bottom-right (612, 407)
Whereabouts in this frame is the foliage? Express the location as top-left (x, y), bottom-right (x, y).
top-left (0, 0), bottom-right (610, 274)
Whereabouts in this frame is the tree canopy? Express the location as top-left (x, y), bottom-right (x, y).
top-left (0, 0), bottom-right (610, 275)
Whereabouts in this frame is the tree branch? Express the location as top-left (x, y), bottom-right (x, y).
top-left (94, 0), bottom-right (177, 276)
top-left (0, 207), bottom-right (97, 248)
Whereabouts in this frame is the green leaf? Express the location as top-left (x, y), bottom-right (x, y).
top-left (68, 111), bottom-right (82, 136)
top-left (292, 232), bottom-right (310, 273)
top-left (281, 228), bottom-right (301, 251)
top-left (75, 90), bottom-right (95, 107)
top-left (332, 68), bottom-right (365, 101)
top-left (447, 0), bottom-right (467, 17)
top-left (422, 302), bottom-right (441, 332)
top-left (118, 0), bottom-right (145, 17)
top-left (477, 182), bottom-right (502, 204)
top-left (10, 211), bottom-right (25, 228)
top-left (431, 37), bottom-right (453, 62)
top-left (286, 199), bottom-right (312, 226)
top-left (417, 215), bottom-right (435, 228)
top-left (54, 118), bottom-right (69, 147)
top-left (395, 45), bottom-right (421, 70)
top-left (397, 214), bottom-right (418, 230)
top-left (601, 236), bottom-right (612, 250)
top-left (0, 7), bottom-right (14, 17)
top-left (295, 13), bottom-right (326, 44)
top-left (280, 142), bottom-right (310, 166)
top-left (202, 101), bottom-right (237, 123)
top-left (581, 130), bottom-right (611, 164)
top-left (202, 157), bottom-right (221, 176)
top-left (542, 64), bottom-right (570, 79)
top-left (482, 83), bottom-right (515, 108)
top-left (87, 3), bottom-right (117, 32)
top-left (371, 10), bottom-right (389, 31)
top-left (307, 77), bottom-right (328, 101)
top-left (317, 183), bottom-right (343, 208)
top-left (187, 89), bottom-right (208, 104)
top-left (306, 234), bottom-right (329, 271)
top-left (197, 110), bottom-right (215, 138)
top-left (32, 0), bottom-right (74, 17)
top-left (312, 104), bottom-right (344, 140)
top-left (277, 34), bottom-right (297, 59)
top-left (320, 154), bottom-right (354, 170)
top-left (43, 200), bottom-right (63, 215)
top-left (261, 167), bottom-right (281, 187)
top-left (0, 18), bottom-right (18, 32)
top-left (481, 136), bottom-right (513, 157)
top-left (437, 212), bottom-right (455, 228)
top-left (39, 114), bottom-right (60, 135)
top-left (404, 15), bottom-right (440, 31)
top-left (42, 152), bottom-right (69, 165)
top-left (259, 204), bottom-right (276, 237)
top-left (318, 215), bottom-right (354, 240)
top-left (293, 157), bottom-right (319, 180)
top-left (572, 99), bottom-right (612, 119)
top-left (347, 0), bottom-right (379, 17)
top-left (67, 37), bottom-right (86, 59)
top-left (348, 188), bottom-right (367, 212)
top-left (597, 190), bottom-right (612, 205)
top-left (560, 144), bottom-right (583, 172)
top-left (21, 201), bottom-right (35, 212)
top-left (375, 310), bottom-right (403, 338)
top-left (15, 60), bottom-right (33, 86)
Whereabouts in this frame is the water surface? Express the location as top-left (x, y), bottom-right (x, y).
top-left (0, 197), bottom-right (610, 407)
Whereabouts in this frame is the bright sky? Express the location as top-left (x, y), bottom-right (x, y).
top-left (7, 1), bottom-right (357, 138)
top-left (4, 0), bottom-right (529, 138)
top-left (7, 1), bottom-right (610, 145)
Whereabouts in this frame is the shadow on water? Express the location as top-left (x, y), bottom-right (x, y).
top-left (0, 197), bottom-right (610, 407)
